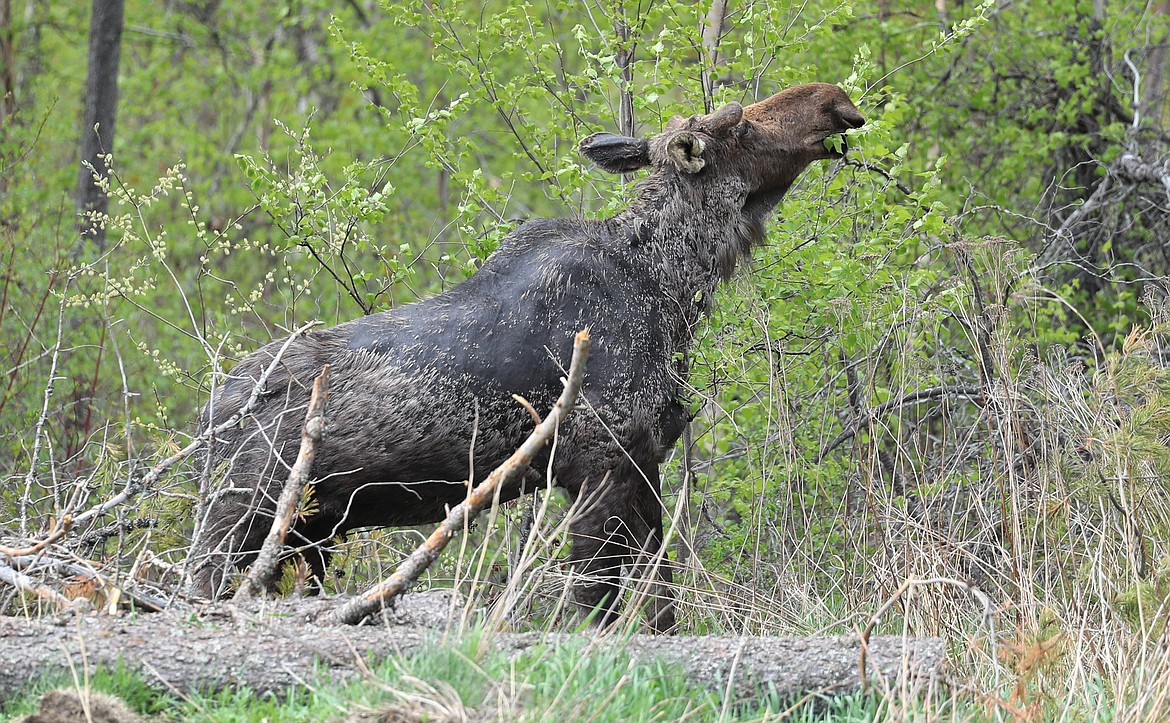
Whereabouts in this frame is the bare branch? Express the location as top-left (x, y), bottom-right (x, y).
top-left (700, 0), bottom-right (729, 110)
top-left (843, 158), bottom-right (917, 197)
top-left (511, 393), bottom-right (542, 425)
top-left (817, 385), bottom-right (984, 462)
top-left (234, 364), bottom-right (331, 601)
top-left (1114, 152), bottom-right (1170, 192)
top-left (330, 328), bottom-right (591, 625)
top-left (6, 553), bottom-right (168, 612)
top-left (3, 321), bottom-right (321, 565)
top-left (0, 560), bottom-right (72, 610)
top-left (613, 9), bottom-right (635, 139)
top-left (20, 276), bottom-right (70, 537)
top-left (1038, 150), bottom-right (1170, 269)
top-left (86, 321), bottom-right (322, 528)
top-left (0, 516), bottom-right (72, 559)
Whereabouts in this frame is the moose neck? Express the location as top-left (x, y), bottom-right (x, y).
top-left (613, 171), bottom-right (793, 348)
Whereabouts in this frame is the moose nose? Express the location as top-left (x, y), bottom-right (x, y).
top-left (840, 109), bottom-right (865, 129)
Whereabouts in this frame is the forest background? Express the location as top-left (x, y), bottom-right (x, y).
top-left (5, 0), bottom-right (1170, 718)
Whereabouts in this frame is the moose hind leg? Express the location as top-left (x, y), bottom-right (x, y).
top-left (627, 503), bottom-right (676, 634)
top-left (188, 484), bottom-right (274, 599)
top-left (568, 509), bottom-right (630, 627)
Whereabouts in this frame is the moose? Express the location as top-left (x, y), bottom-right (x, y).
top-left (189, 82), bottom-right (864, 632)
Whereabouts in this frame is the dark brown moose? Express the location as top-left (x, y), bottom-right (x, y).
top-left (189, 83), bottom-right (864, 632)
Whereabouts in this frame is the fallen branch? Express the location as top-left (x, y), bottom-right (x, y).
top-left (234, 365), bottom-right (331, 601)
top-left (330, 328), bottom-right (591, 625)
top-left (78, 518), bottom-right (156, 550)
top-left (0, 560), bottom-right (72, 610)
top-left (0, 516), bottom-right (73, 559)
top-left (1114, 151), bottom-right (1170, 191)
top-left (6, 553), bottom-right (168, 613)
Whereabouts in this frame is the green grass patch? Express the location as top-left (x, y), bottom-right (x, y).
top-left (0, 627), bottom-right (969, 722)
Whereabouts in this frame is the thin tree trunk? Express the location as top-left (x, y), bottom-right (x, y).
top-left (700, 0), bottom-right (728, 111)
top-left (0, 0), bottom-right (13, 198)
top-left (613, 10), bottom-right (635, 139)
top-left (611, 4), bottom-right (636, 187)
top-left (0, 0), bottom-right (14, 125)
top-left (76, 0), bottom-right (124, 251)
top-left (1144, 1), bottom-right (1170, 127)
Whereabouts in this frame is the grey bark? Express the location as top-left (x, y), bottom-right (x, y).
top-left (0, 595), bottom-right (945, 702)
top-left (700, 0), bottom-right (728, 110)
top-left (1142, 2), bottom-right (1170, 127)
top-left (76, 0), bottom-right (124, 250)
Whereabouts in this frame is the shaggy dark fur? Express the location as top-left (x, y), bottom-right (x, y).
top-left (188, 83), bottom-right (864, 632)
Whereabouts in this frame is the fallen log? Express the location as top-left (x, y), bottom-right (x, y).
top-left (0, 594), bottom-right (944, 703)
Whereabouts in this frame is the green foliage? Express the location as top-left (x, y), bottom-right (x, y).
top-left (0, 663), bottom-right (179, 720)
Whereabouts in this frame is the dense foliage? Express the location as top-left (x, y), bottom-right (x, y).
top-left (5, 0), bottom-right (1170, 716)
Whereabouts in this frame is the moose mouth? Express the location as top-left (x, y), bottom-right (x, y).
top-left (822, 132), bottom-right (850, 158)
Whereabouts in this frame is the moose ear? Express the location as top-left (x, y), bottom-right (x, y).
top-left (578, 132), bottom-right (651, 174)
top-left (666, 132), bottom-right (706, 174)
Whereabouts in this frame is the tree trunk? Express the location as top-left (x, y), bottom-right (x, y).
top-left (0, 0), bottom-right (14, 125)
top-left (0, 599), bottom-right (947, 703)
top-left (76, 0), bottom-right (124, 251)
top-left (1144, 1), bottom-right (1170, 128)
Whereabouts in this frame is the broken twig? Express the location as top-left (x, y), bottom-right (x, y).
top-left (817, 385), bottom-right (983, 462)
top-left (234, 365), bottom-right (331, 601)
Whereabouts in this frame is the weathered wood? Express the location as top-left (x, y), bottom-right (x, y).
top-left (0, 596), bottom-right (944, 702)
